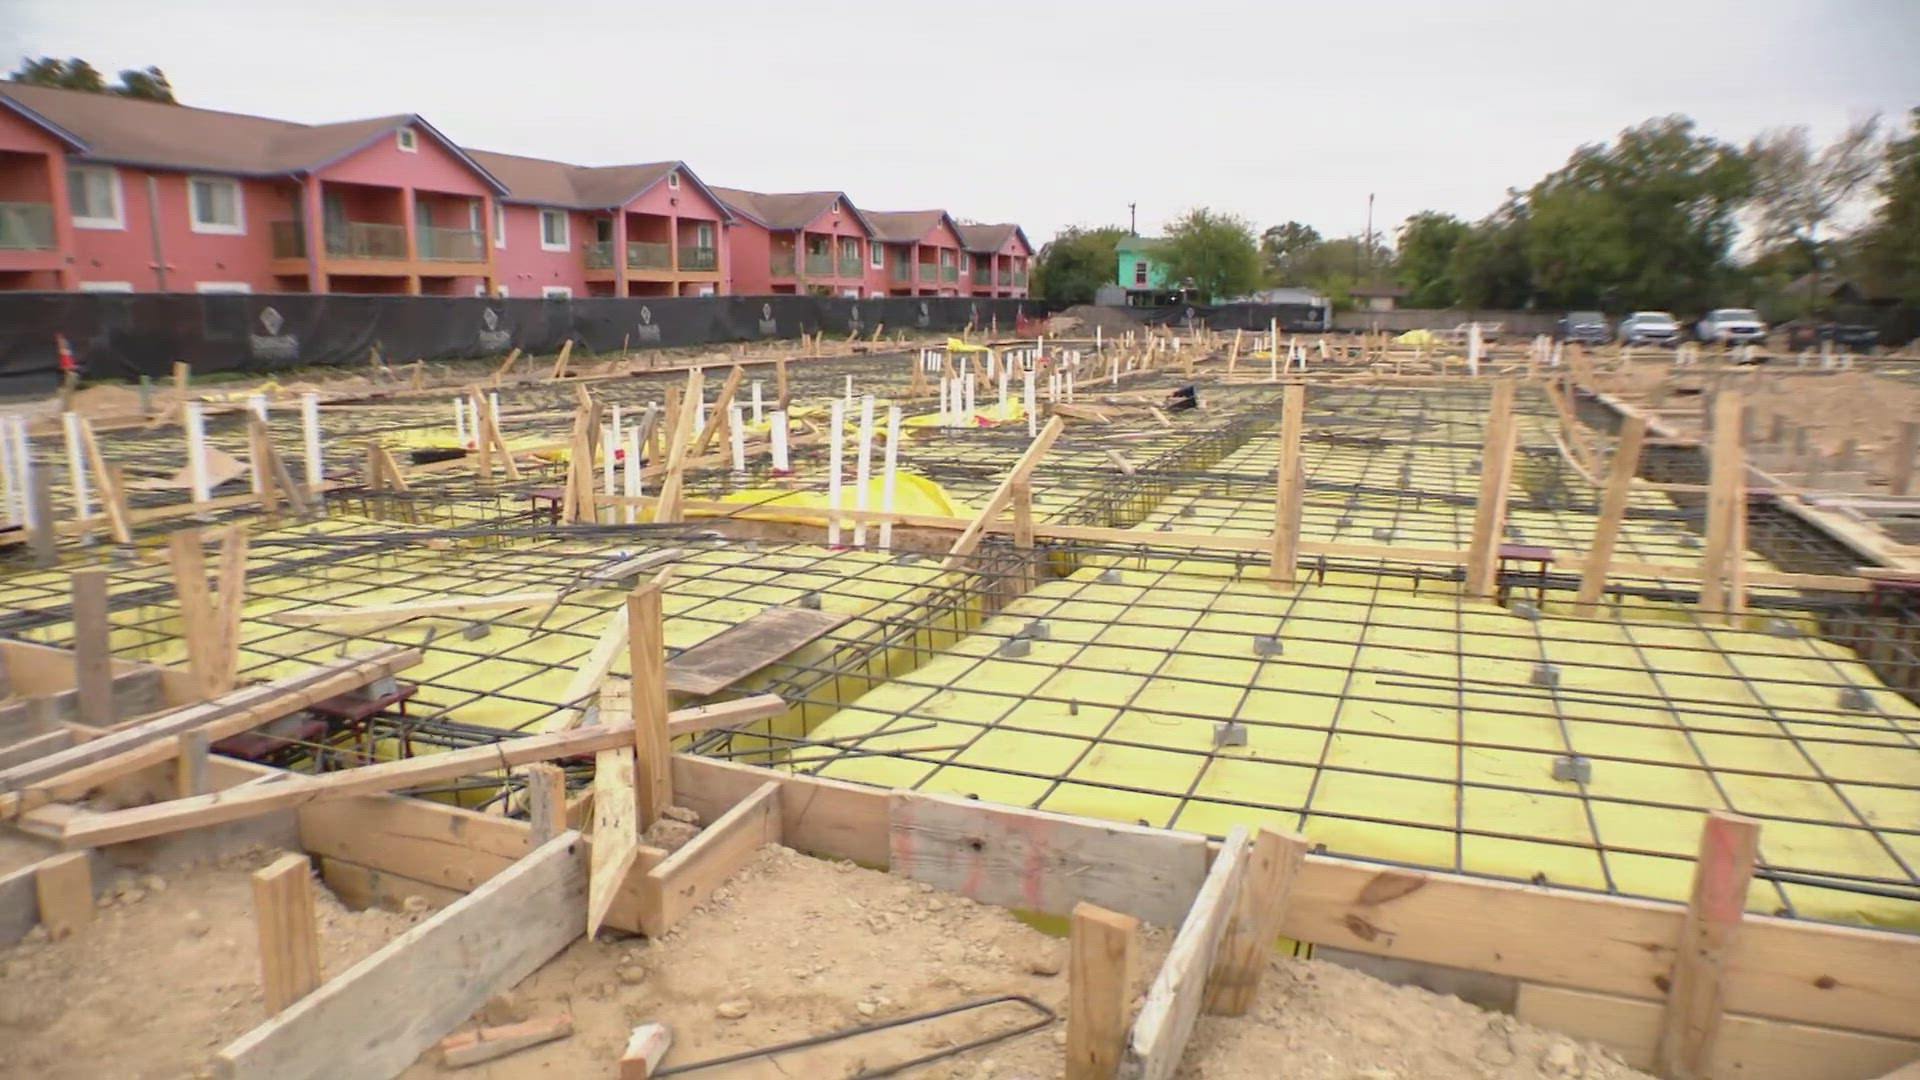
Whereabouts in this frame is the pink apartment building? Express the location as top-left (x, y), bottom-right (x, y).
top-left (711, 188), bottom-right (874, 297)
top-left (0, 82), bottom-right (1028, 300)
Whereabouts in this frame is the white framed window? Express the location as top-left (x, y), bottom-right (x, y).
top-left (666, 171), bottom-right (680, 190)
top-left (494, 283), bottom-right (510, 297)
top-left (830, 199), bottom-right (840, 213)
top-left (78, 280), bottom-right (133, 292)
top-left (493, 204), bottom-right (506, 248)
top-left (539, 209), bottom-right (569, 252)
top-left (397, 128), bottom-right (418, 152)
top-left (195, 281), bottom-right (252, 294)
top-left (870, 242), bottom-right (883, 269)
top-left (542, 285), bottom-right (572, 300)
top-left (472, 283), bottom-right (488, 297)
top-left (188, 176), bottom-right (245, 235)
top-left (68, 166), bottom-right (125, 230)
top-left (695, 221), bottom-right (714, 248)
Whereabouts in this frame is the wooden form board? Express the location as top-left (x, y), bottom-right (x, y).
top-left (588, 744), bottom-right (639, 938)
top-left (1121, 826), bottom-right (1250, 1080)
top-left (216, 831), bottom-right (588, 1080)
top-left (888, 791), bottom-right (1210, 928)
top-left (664, 605), bottom-right (850, 695)
top-left (271, 592), bottom-right (559, 628)
top-left (639, 780), bottom-right (780, 936)
top-left (1657, 810), bottom-right (1760, 1079)
top-left (944, 414), bottom-right (1066, 568)
top-left (1068, 903), bottom-right (1139, 1080)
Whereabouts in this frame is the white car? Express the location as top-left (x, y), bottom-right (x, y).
top-left (1619, 311), bottom-right (1680, 346)
top-left (1696, 308), bottom-right (1768, 345)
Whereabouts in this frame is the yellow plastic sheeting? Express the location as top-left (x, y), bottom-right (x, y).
top-left (686, 474), bottom-right (971, 528)
top-left (901, 399), bottom-right (1028, 429)
top-left (806, 562), bottom-right (1920, 929)
top-left (1395, 329), bottom-right (1440, 345)
top-left (945, 338), bottom-right (991, 353)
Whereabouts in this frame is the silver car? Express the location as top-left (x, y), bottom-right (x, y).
top-left (1619, 311), bottom-right (1680, 346)
top-left (1696, 308), bottom-right (1768, 345)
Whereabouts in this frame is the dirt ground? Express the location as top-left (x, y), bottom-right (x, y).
top-left (0, 845), bottom-right (415, 1080)
top-left (397, 843), bottom-right (1650, 1080)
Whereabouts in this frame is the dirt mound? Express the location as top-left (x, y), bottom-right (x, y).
top-left (1052, 304), bottom-right (1146, 337)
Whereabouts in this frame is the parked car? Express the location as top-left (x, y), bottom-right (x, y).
top-left (1618, 311), bottom-right (1680, 346)
top-left (1555, 311), bottom-right (1611, 345)
top-left (1695, 308), bottom-right (1769, 345)
top-left (1783, 320), bottom-right (1880, 352)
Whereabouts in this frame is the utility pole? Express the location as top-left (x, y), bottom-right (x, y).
top-left (1128, 203), bottom-right (1137, 236)
top-left (1363, 193), bottom-right (1374, 281)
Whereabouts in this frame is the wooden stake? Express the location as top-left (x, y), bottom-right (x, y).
top-left (1700, 392), bottom-right (1744, 620)
top-left (1269, 384), bottom-right (1305, 586)
top-left (945, 415), bottom-right (1065, 569)
top-left (692, 364), bottom-right (744, 457)
top-left (1575, 416), bottom-right (1647, 617)
top-left (1465, 380), bottom-right (1518, 599)
top-left (76, 417), bottom-right (132, 543)
top-left (627, 571), bottom-right (672, 827)
top-left (1891, 421), bottom-right (1918, 497)
top-left (525, 762), bottom-right (567, 844)
top-left (176, 727), bottom-right (211, 798)
top-left (34, 851), bottom-right (92, 940)
top-left (549, 340), bottom-right (574, 380)
top-left (653, 370), bottom-right (703, 523)
top-left (1203, 826), bottom-right (1309, 1015)
top-left (1067, 902), bottom-right (1137, 1080)
top-left (1654, 811), bottom-right (1760, 1080)
top-left (172, 360), bottom-right (190, 402)
top-left (252, 853), bottom-right (322, 1014)
top-left (212, 524), bottom-right (249, 694)
top-left (169, 529), bottom-right (221, 698)
top-left (775, 357), bottom-right (790, 411)
top-left (493, 347), bottom-right (521, 381)
top-left (72, 567), bottom-right (111, 727)
top-left (587, 742), bottom-right (639, 938)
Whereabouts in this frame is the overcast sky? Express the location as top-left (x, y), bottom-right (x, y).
top-left (5, 0), bottom-right (1916, 246)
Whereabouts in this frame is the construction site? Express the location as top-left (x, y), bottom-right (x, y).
top-left (1, 319), bottom-right (1918, 1080)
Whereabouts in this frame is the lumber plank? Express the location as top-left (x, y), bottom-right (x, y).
top-left (0, 648), bottom-right (420, 816)
top-left (672, 753), bottom-right (890, 868)
top-left (652, 369), bottom-right (703, 523)
top-left (1656, 810), bottom-right (1760, 1079)
top-left (621, 1022), bottom-right (673, 1079)
top-left (1203, 826), bottom-right (1308, 1016)
top-left (888, 791), bottom-right (1209, 927)
top-left (691, 363), bottom-right (744, 457)
top-left (211, 524), bottom-right (248, 693)
top-left (1517, 984), bottom-right (1920, 1080)
top-left (629, 573), bottom-right (671, 826)
top-left (1122, 825), bottom-right (1251, 1080)
top-left (316, 856), bottom-right (465, 913)
top-left (216, 831), bottom-right (588, 1080)
top-left (1068, 902), bottom-right (1138, 1080)
top-left (0, 727), bottom-right (73, 770)
top-left (1465, 380), bottom-right (1518, 598)
top-left (72, 567), bottom-right (112, 726)
top-left (944, 414), bottom-right (1066, 568)
top-left (664, 605), bottom-right (850, 695)
top-left (1700, 393), bottom-right (1746, 620)
top-left (639, 780), bottom-right (780, 935)
top-left (587, 745), bottom-right (639, 938)
top-left (252, 852), bottom-right (321, 1013)
top-left (439, 1015), bottom-right (573, 1068)
top-left (271, 591), bottom-right (560, 628)
top-left (525, 762), bottom-right (567, 844)
top-left (1577, 415), bottom-right (1648, 616)
top-left (33, 850), bottom-right (92, 940)
top-left (1268, 384), bottom-right (1305, 585)
top-left (299, 792), bottom-right (532, 894)
top-left (169, 528), bottom-right (220, 696)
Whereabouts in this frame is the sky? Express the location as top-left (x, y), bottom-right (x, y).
top-left (5, 0), bottom-right (1917, 247)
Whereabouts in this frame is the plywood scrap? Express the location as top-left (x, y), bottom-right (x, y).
top-left (216, 831), bottom-right (588, 1080)
top-left (439, 1014), bottom-right (573, 1068)
top-left (252, 852), bottom-right (321, 1013)
top-left (33, 851), bottom-right (92, 941)
top-left (665, 605), bottom-right (849, 695)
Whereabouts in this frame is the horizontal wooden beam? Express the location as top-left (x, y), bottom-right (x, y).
top-left (639, 780), bottom-right (780, 935)
top-left (270, 592), bottom-right (561, 628)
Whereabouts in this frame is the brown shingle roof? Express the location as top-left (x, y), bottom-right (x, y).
top-left (0, 82), bottom-right (506, 190)
top-left (466, 149), bottom-right (729, 216)
top-left (865, 210), bottom-right (951, 244)
top-left (708, 187), bottom-right (871, 234)
top-left (957, 222), bottom-right (1028, 254)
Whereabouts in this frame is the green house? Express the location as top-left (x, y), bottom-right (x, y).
top-left (1116, 235), bottom-right (1170, 293)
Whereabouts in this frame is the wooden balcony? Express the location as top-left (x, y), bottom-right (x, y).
top-left (0, 202), bottom-right (54, 251)
top-left (418, 227), bottom-right (484, 263)
top-left (327, 222), bottom-right (407, 260)
top-left (680, 247), bottom-right (718, 273)
top-left (770, 252), bottom-right (797, 277)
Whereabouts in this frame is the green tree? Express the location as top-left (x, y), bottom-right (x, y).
top-left (9, 56), bottom-right (177, 102)
top-left (1032, 225), bottom-right (1130, 306)
top-left (1524, 115), bottom-right (1753, 310)
top-left (1157, 208), bottom-right (1263, 302)
top-left (1856, 108), bottom-right (1920, 302)
top-left (1450, 196), bottom-right (1534, 309)
top-left (1748, 118), bottom-right (1881, 316)
top-left (1259, 221), bottom-right (1321, 279)
top-left (1395, 212), bottom-right (1470, 306)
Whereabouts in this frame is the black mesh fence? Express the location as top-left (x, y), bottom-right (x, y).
top-left (0, 292), bottom-right (1036, 393)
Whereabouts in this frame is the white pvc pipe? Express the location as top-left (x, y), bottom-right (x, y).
top-left (771, 409), bottom-right (790, 473)
top-left (602, 424), bottom-right (616, 496)
top-left (184, 401), bottom-right (210, 505)
top-left (853, 395), bottom-right (875, 546)
top-left (454, 398), bottom-right (468, 444)
top-left (962, 371), bottom-right (975, 417)
top-left (750, 381), bottom-right (763, 425)
top-left (610, 404), bottom-right (622, 463)
top-left (248, 394), bottom-right (268, 422)
top-left (1066, 369), bottom-right (1075, 401)
top-left (624, 427), bottom-right (641, 524)
top-left (301, 392), bottom-right (322, 492)
top-left (1024, 368), bottom-right (1037, 436)
top-left (0, 418), bottom-right (14, 527)
top-left (62, 411), bottom-right (90, 526)
top-left (938, 376), bottom-right (950, 427)
top-left (879, 405), bottom-right (901, 552)
top-left (844, 374), bottom-right (853, 407)
top-left (728, 404), bottom-right (746, 475)
top-left (12, 418), bottom-right (34, 531)
top-left (827, 398), bottom-right (845, 547)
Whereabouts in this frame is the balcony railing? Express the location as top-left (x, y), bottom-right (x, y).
top-left (837, 257), bottom-right (861, 278)
top-left (889, 262), bottom-right (909, 282)
top-left (942, 265), bottom-right (958, 282)
top-left (918, 264), bottom-right (937, 281)
top-left (628, 241), bottom-right (671, 270)
top-left (680, 247), bottom-right (718, 272)
top-left (998, 269), bottom-right (1012, 286)
top-left (1012, 270), bottom-right (1027, 286)
top-left (270, 220), bottom-right (306, 259)
top-left (0, 202), bottom-right (55, 251)
top-left (584, 241), bottom-right (614, 269)
top-left (770, 251), bottom-right (796, 276)
top-left (804, 252), bottom-right (832, 276)
top-left (419, 226), bottom-right (483, 262)
top-left (325, 221), bottom-right (407, 260)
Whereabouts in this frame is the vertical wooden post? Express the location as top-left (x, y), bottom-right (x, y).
top-left (172, 360), bottom-right (190, 402)
top-left (1465, 380), bottom-right (1518, 599)
top-left (175, 727), bottom-right (211, 798)
top-left (34, 851), bottom-right (93, 940)
top-left (1576, 415), bottom-right (1648, 617)
top-left (525, 762), bottom-right (568, 845)
top-left (72, 566), bottom-right (112, 727)
top-left (168, 529), bottom-right (220, 697)
top-left (627, 570), bottom-right (672, 827)
top-left (252, 853), bottom-right (322, 1014)
top-left (1269, 384), bottom-right (1305, 586)
top-left (1700, 392), bottom-right (1744, 620)
top-left (653, 370), bottom-right (703, 524)
top-left (1067, 901), bottom-right (1138, 1080)
top-left (212, 525), bottom-right (248, 694)
top-left (1654, 811), bottom-right (1760, 1080)
top-left (775, 357), bottom-right (790, 411)
top-left (76, 418), bottom-right (132, 544)
top-left (1203, 826), bottom-right (1308, 1016)
top-left (1891, 421), bottom-right (1918, 497)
